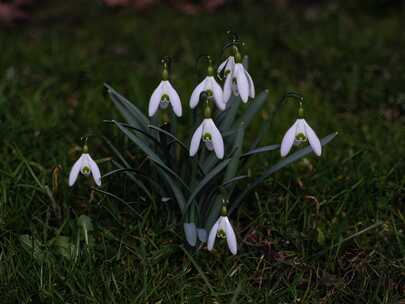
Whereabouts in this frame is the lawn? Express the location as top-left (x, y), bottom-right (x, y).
top-left (0, 1), bottom-right (404, 303)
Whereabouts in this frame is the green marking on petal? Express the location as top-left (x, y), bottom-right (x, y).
top-left (217, 229), bottom-right (226, 239)
top-left (161, 94), bottom-right (170, 102)
top-left (81, 166), bottom-right (91, 176)
top-left (160, 94), bottom-right (170, 109)
top-left (203, 133), bottom-right (212, 142)
top-left (295, 133), bottom-right (307, 141)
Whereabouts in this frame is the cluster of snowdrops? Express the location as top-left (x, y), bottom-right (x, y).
top-left (68, 35), bottom-right (328, 255)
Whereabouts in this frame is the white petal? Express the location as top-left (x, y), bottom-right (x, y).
top-left (184, 223), bottom-right (197, 247)
top-left (280, 120), bottom-right (298, 157)
top-left (205, 119), bottom-right (224, 159)
top-left (304, 119), bottom-right (322, 156)
top-left (217, 57), bottom-right (229, 75)
top-left (224, 217), bottom-right (237, 255)
top-left (190, 78), bottom-right (207, 109)
top-left (245, 70), bottom-right (255, 98)
top-left (189, 122), bottom-right (204, 156)
top-left (226, 56), bottom-right (235, 72)
top-left (68, 155), bottom-right (84, 186)
top-left (197, 228), bottom-right (208, 243)
top-left (86, 154), bottom-right (102, 186)
top-left (235, 64), bottom-right (249, 103)
top-left (223, 73), bottom-right (233, 104)
top-left (148, 81), bottom-right (164, 117)
top-left (210, 77), bottom-right (225, 110)
top-left (207, 218), bottom-right (221, 251)
top-left (165, 81), bottom-right (182, 117)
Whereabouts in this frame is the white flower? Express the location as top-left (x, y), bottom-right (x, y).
top-left (280, 118), bottom-right (322, 157)
top-left (223, 62), bottom-right (255, 104)
top-left (189, 76), bottom-right (225, 111)
top-left (217, 56), bottom-right (235, 76)
top-left (207, 216), bottom-right (237, 255)
top-left (189, 118), bottom-right (224, 159)
top-left (69, 153), bottom-right (101, 186)
top-left (148, 80), bottom-right (182, 117)
top-left (184, 223), bottom-right (197, 246)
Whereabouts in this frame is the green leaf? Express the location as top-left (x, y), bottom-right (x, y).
top-left (148, 125), bottom-right (189, 152)
top-left (230, 132), bottom-right (338, 213)
top-left (93, 187), bottom-right (146, 215)
top-left (105, 83), bottom-right (149, 132)
top-left (104, 120), bottom-right (157, 146)
top-left (222, 175), bottom-right (250, 187)
top-left (241, 144), bottom-right (280, 158)
top-left (149, 125), bottom-right (206, 177)
top-left (249, 93), bottom-right (287, 149)
top-left (185, 158), bottom-right (231, 214)
top-left (223, 123), bottom-right (245, 190)
top-left (103, 136), bottom-right (153, 200)
top-left (235, 90), bottom-right (269, 128)
top-left (110, 160), bottom-right (155, 202)
top-left (204, 193), bottom-right (226, 230)
top-left (218, 95), bottom-right (241, 132)
top-left (156, 167), bottom-right (186, 212)
top-left (112, 120), bottom-right (188, 189)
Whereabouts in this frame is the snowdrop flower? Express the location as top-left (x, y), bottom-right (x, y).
top-left (207, 206), bottom-right (237, 255)
top-left (189, 118), bottom-right (224, 159)
top-left (148, 80), bottom-right (182, 117)
top-left (280, 118), bottom-right (322, 157)
top-left (190, 59), bottom-right (225, 111)
top-left (223, 53), bottom-right (255, 104)
top-left (69, 150), bottom-right (101, 186)
top-left (148, 60), bottom-right (182, 117)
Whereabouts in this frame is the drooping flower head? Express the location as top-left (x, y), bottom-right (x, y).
top-left (148, 58), bottom-right (182, 117)
top-left (280, 93), bottom-right (322, 157)
top-left (189, 117), bottom-right (224, 159)
top-left (207, 204), bottom-right (237, 255)
top-left (220, 39), bottom-right (255, 104)
top-left (69, 144), bottom-right (101, 186)
top-left (190, 56), bottom-right (225, 111)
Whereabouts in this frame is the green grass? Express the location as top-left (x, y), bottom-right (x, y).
top-left (0, 1), bottom-right (404, 303)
